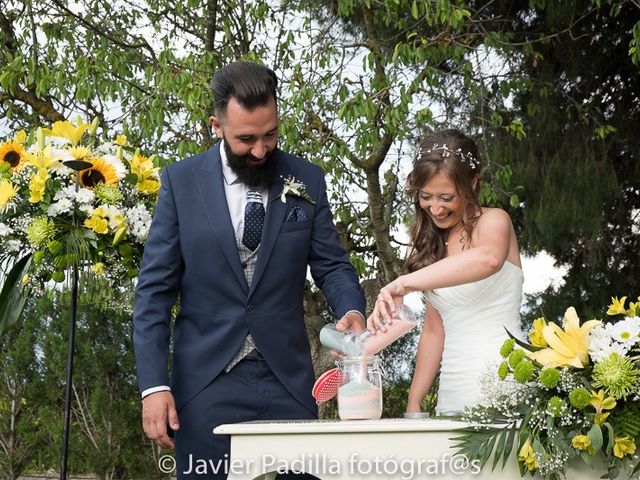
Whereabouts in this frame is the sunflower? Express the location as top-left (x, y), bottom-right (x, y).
top-left (79, 157), bottom-right (118, 188)
top-left (0, 140), bottom-right (27, 171)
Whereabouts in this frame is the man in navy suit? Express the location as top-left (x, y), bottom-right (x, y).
top-left (133, 61), bottom-right (366, 478)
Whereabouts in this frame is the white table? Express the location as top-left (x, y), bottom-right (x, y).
top-left (213, 418), bottom-right (599, 480)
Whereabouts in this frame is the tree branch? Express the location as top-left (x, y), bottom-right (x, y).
top-left (50, 0), bottom-right (158, 63)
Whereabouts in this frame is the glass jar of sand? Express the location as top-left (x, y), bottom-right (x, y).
top-left (336, 355), bottom-right (383, 420)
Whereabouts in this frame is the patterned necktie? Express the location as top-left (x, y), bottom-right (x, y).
top-left (242, 189), bottom-right (265, 251)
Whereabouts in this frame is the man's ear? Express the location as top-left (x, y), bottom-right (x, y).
top-left (209, 115), bottom-right (224, 139)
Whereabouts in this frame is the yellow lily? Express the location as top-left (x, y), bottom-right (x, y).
top-left (607, 296), bottom-right (627, 316)
top-left (589, 389), bottom-right (616, 425)
top-left (590, 389), bottom-right (616, 412)
top-left (528, 317), bottom-right (548, 347)
top-left (27, 145), bottom-right (60, 171)
top-left (13, 130), bottom-right (27, 143)
top-left (527, 307), bottom-right (601, 368)
top-left (44, 120), bottom-right (90, 146)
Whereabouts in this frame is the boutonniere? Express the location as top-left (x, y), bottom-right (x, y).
top-left (279, 175), bottom-right (315, 204)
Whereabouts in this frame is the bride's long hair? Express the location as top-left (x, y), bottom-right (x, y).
top-left (405, 129), bottom-right (482, 273)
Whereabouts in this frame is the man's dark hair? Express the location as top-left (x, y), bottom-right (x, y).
top-left (210, 61), bottom-right (278, 118)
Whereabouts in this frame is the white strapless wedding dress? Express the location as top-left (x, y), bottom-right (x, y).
top-left (426, 261), bottom-right (524, 415)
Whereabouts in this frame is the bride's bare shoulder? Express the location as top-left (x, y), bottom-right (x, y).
top-left (477, 207), bottom-right (513, 227)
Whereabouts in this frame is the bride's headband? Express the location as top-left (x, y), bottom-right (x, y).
top-left (415, 143), bottom-right (480, 170)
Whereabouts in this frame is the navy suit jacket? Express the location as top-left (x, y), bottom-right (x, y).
top-left (133, 144), bottom-right (365, 415)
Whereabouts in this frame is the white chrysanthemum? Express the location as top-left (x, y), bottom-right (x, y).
top-left (47, 198), bottom-right (73, 217)
top-left (79, 204), bottom-right (94, 215)
top-left (595, 341), bottom-right (630, 363)
top-left (44, 136), bottom-right (71, 148)
top-left (588, 326), bottom-right (613, 362)
top-left (74, 187), bottom-right (95, 204)
top-left (607, 316), bottom-right (640, 348)
top-left (101, 153), bottom-right (127, 179)
top-left (47, 186), bottom-right (95, 217)
top-left (126, 204), bottom-right (152, 242)
top-left (0, 222), bottom-right (13, 237)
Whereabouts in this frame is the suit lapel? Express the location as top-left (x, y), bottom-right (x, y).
top-left (193, 144), bottom-right (248, 293)
top-left (249, 152), bottom-right (290, 297)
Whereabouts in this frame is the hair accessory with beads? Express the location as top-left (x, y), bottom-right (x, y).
top-left (416, 143), bottom-right (479, 170)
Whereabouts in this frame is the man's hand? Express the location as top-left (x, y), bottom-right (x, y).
top-left (142, 391), bottom-right (179, 449)
top-left (335, 310), bottom-right (365, 332)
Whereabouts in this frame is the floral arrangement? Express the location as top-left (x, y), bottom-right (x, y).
top-left (0, 118), bottom-right (160, 295)
top-left (455, 295), bottom-right (640, 479)
top-left (279, 175), bottom-right (315, 204)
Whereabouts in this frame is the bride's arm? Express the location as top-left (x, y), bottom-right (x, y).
top-left (401, 209), bottom-right (512, 293)
top-left (406, 303), bottom-right (445, 413)
top-left (370, 209), bottom-right (514, 328)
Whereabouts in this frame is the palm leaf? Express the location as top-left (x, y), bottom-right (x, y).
top-left (493, 421), bottom-right (519, 470)
top-left (0, 254), bottom-right (32, 336)
top-left (451, 425), bottom-right (507, 471)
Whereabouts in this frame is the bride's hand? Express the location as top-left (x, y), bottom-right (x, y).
top-left (367, 278), bottom-right (405, 333)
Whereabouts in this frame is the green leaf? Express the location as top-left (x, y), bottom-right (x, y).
top-left (502, 423), bottom-right (517, 468)
top-left (587, 424), bottom-right (603, 450)
top-left (579, 449), bottom-right (595, 468)
top-left (0, 255), bottom-right (32, 336)
top-left (505, 327), bottom-right (545, 352)
top-left (601, 422), bottom-right (615, 455)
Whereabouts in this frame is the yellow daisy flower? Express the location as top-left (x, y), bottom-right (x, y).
top-left (0, 179), bottom-right (19, 209)
top-left (69, 146), bottom-right (92, 160)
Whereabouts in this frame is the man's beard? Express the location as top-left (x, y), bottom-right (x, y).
top-left (224, 141), bottom-right (278, 189)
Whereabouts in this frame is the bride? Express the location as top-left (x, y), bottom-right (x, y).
top-left (369, 129), bottom-right (524, 415)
